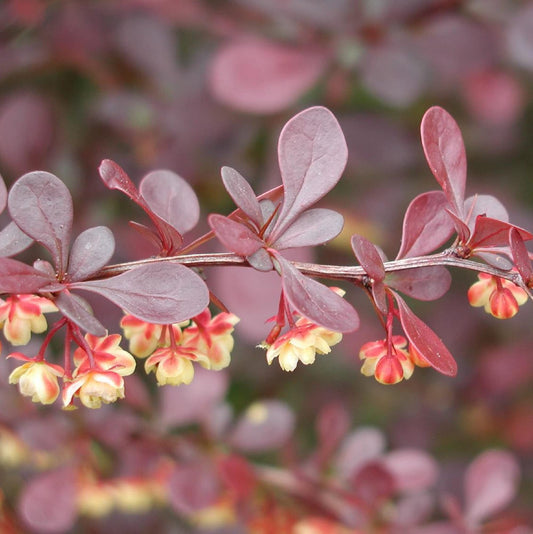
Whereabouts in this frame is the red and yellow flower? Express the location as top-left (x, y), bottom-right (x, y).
top-left (0, 294), bottom-right (57, 346)
top-left (468, 273), bottom-right (528, 319)
top-left (62, 369), bottom-right (127, 409)
top-left (145, 345), bottom-right (208, 386)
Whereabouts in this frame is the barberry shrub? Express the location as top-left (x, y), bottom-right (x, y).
top-left (0, 105), bottom-right (530, 532)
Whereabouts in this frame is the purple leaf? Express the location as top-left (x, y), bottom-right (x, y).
top-left (54, 291), bottom-right (106, 336)
top-left (464, 194), bottom-right (508, 232)
top-left (208, 214), bottom-right (264, 256)
top-left (0, 221), bottom-right (33, 257)
top-left (8, 171), bottom-right (72, 275)
top-left (383, 449), bottom-right (439, 493)
top-left (18, 467), bottom-right (77, 534)
top-left (468, 216), bottom-right (533, 250)
top-left (229, 400), bottom-right (295, 453)
top-left (464, 450), bottom-right (520, 525)
top-left (0, 257), bottom-right (53, 293)
top-left (351, 234), bottom-right (385, 282)
top-left (68, 226), bottom-right (115, 282)
top-left (273, 208), bottom-right (343, 250)
top-left (221, 166), bottom-right (263, 227)
top-left (0, 174), bottom-right (6, 213)
top-left (420, 107), bottom-right (467, 217)
top-left (247, 248), bottom-right (274, 272)
top-left (397, 191), bottom-right (455, 259)
top-left (139, 169), bottom-right (200, 235)
top-left (350, 461), bottom-right (396, 507)
top-left (71, 263), bottom-right (209, 324)
top-left (509, 228), bottom-right (533, 284)
top-left (387, 267), bottom-right (451, 301)
top-left (98, 159), bottom-right (141, 203)
top-left (271, 106), bottom-right (348, 240)
top-left (209, 39), bottom-right (326, 113)
top-left (395, 293), bottom-right (457, 376)
top-left (275, 253), bottom-right (359, 332)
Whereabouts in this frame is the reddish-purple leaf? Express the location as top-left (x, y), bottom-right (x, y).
top-left (509, 228), bottom-right (533, 284)
top-left (139, 169), bottom-right (200, 235)
top-left (221, 166), bottom-right (263, 227)
top-left (421, 107), bottom-right (467, 217)
top-left (273, 208), bottom-right (343, 250)
top-left (397, 191), bottom-right (454, 259)
top-left (98, 159), bottom-right (141, 203)
top-left (387, 267), bottom-right (451, 301)
top-left (468, 216), bottom-right (532, 251)
top-left (395, 293), bottom-right (457, 376)
top-left (464, 194), bottom-right (508, 230)
top-left (209, 39), bottom-right (326, 113)
top-left (54, 291), bottom-right (106, 336)
top-left (18, 467), bottom-right (78, 533)
top-left (128, 221), bottom-right (161, 248)
top-left (229, 400), bottom-right (295, 453)
top-left (68, 226), bottom-right (115, 282)
top-left (8, 171), bottom-right (73, 275)
top-left (383, 449), bottom-right (439, 493)
top-left (0, 174), bottom-right (6, 212)
top-left (0, 257), bottom-right (53, 293)
top-left (350, 461), bottom-right (396, 507)
top-left (372, 280), bottom-right (388, 314)
top-left (0, 221), bottom-right (33, 257)
top-left (464, 450), bottom-right (520, 525)
top-left (208, 214), bottom-right (264, 256)
top-left (217, 454), bottom-right (256, 501)
top-left (351, 235), bottom-right (385, 281)
top-left (71, 263), bottom-right (209, 324)
top-left (316, 401), bottom-right (350, 455)
top-left (271, 106), bottom-right (348, 240)
top-left (247, 247), bottom-right (274, 272)
top-left (275, 253), bottom-right (359, 332)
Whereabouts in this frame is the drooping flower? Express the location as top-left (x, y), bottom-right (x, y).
top-left (181, 309), bottom-right (240, 370)
top-left (265, 319), bottom-right (342, 372)
top-left (7, 353), bottom-right (64, 404)
top-left (0, 294), bottom-right (57, 346)
top-left (468, 273), bottom-right (528, 319)
top-left (359, 336), bottom-right (414, 385)
top-left (144, 345), bottom-right (206, 386)
top-left (62, 369), bottom-right (126, 409)
top-left (120, 315), bottom-right (164, 358)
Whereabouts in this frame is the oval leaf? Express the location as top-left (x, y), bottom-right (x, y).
top-left (72, 263), bottom-right (209, 324)
top-left (383, 449), bottom-right (439, 493)
top-left (421, 107), bottom-right (467, 217)
top-left (68, 226), bottom-right (115, 281)
top-left (271, 106), bottom-right (348, 240)
top-left (140, 169), bottom-right (200, 234)
top-left (273, 208), bottom-right (343, 250)
top-left (221, 166), bottom-right (263, 227)
top-left (0, 257), bottom-right (53, 293)
top-left (397, 191), bottom-right (454, 259)
top-left (208, 214), bottom-right (264, 256)
top-left (98, 159), bottom-right (141, 202)
top-left (8, 171), bottom-right (72, 274)
top-left (464, 450), bottom-right (520, 525)
top-left (351, 234), bottom-right (385, 282)
top-left (395, 293), bottom-right (457, 376)
top-left (387, 266), bottom-right (451, 301)
top-left (0, 221), bottom-right (33, 257)
top-left (275, 253), bottom-right (359, 332)
top-left (510, 228), bottom-right (533, 284)
top-left (54, 291), bottom-right (106, 336)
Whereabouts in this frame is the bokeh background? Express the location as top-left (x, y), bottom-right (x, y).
top-left (1, 1), bottom-right (533, 532)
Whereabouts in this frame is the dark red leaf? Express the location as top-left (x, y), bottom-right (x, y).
top-left (208, 214), bottom-right (264, 256)
top-left (271, 106), bottom-right (348, 240)
top-left (8, 171), bottom-right (72, 274)
top-left (397, 191), bottom-right (454, 259)
top-left (217, 454), bottom-right (256, 501)
top-left (0, 257), bottom-right (53, 293)
top-left (395, 293), bottom-right (457, 376)
top-left (509, 228), bottom-right (533, 284)
top-left (351, 235), bottom-right (385, 281)
top-left (273, 208), bottom-right (343, 250)
top-left (350, 461), bottom-right (396, 508)
top-left (464, 450), bottom-right (520, 525)
top-left (316, 401), bottom-right (350, 454)
top-left (18, 467), bottom-right (77, 533)
top-left (98, 159), bottom-right (141, 203)
top-left (71, 263), bottom-right (209, 324)
top-left (221, 166), bottom-right (263, 227)
top-left (68, 226), bottom-right (115, 282)
top-left (54, 291), bottom-right (106, 336)
top-left (420, 107), bottom-right (467, 217)
top-left (275, 253), bottom-right (359, 332)
top-left (0, 221), bottom-right (33, 257)
top-left (469, 216), bottom-right (533, 251)
top-left (386, 266), bottom-right (451, 301)
top-left (139, 169), bottom-right (200, 235)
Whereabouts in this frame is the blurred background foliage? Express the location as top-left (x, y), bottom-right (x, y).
top-left (0, 0), bottom-right (533, 532)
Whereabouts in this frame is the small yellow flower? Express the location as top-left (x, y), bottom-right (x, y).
top-left (62, 370), bottom-right (126, 409)
top-left (145, 346), bottom-right (207, 386)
